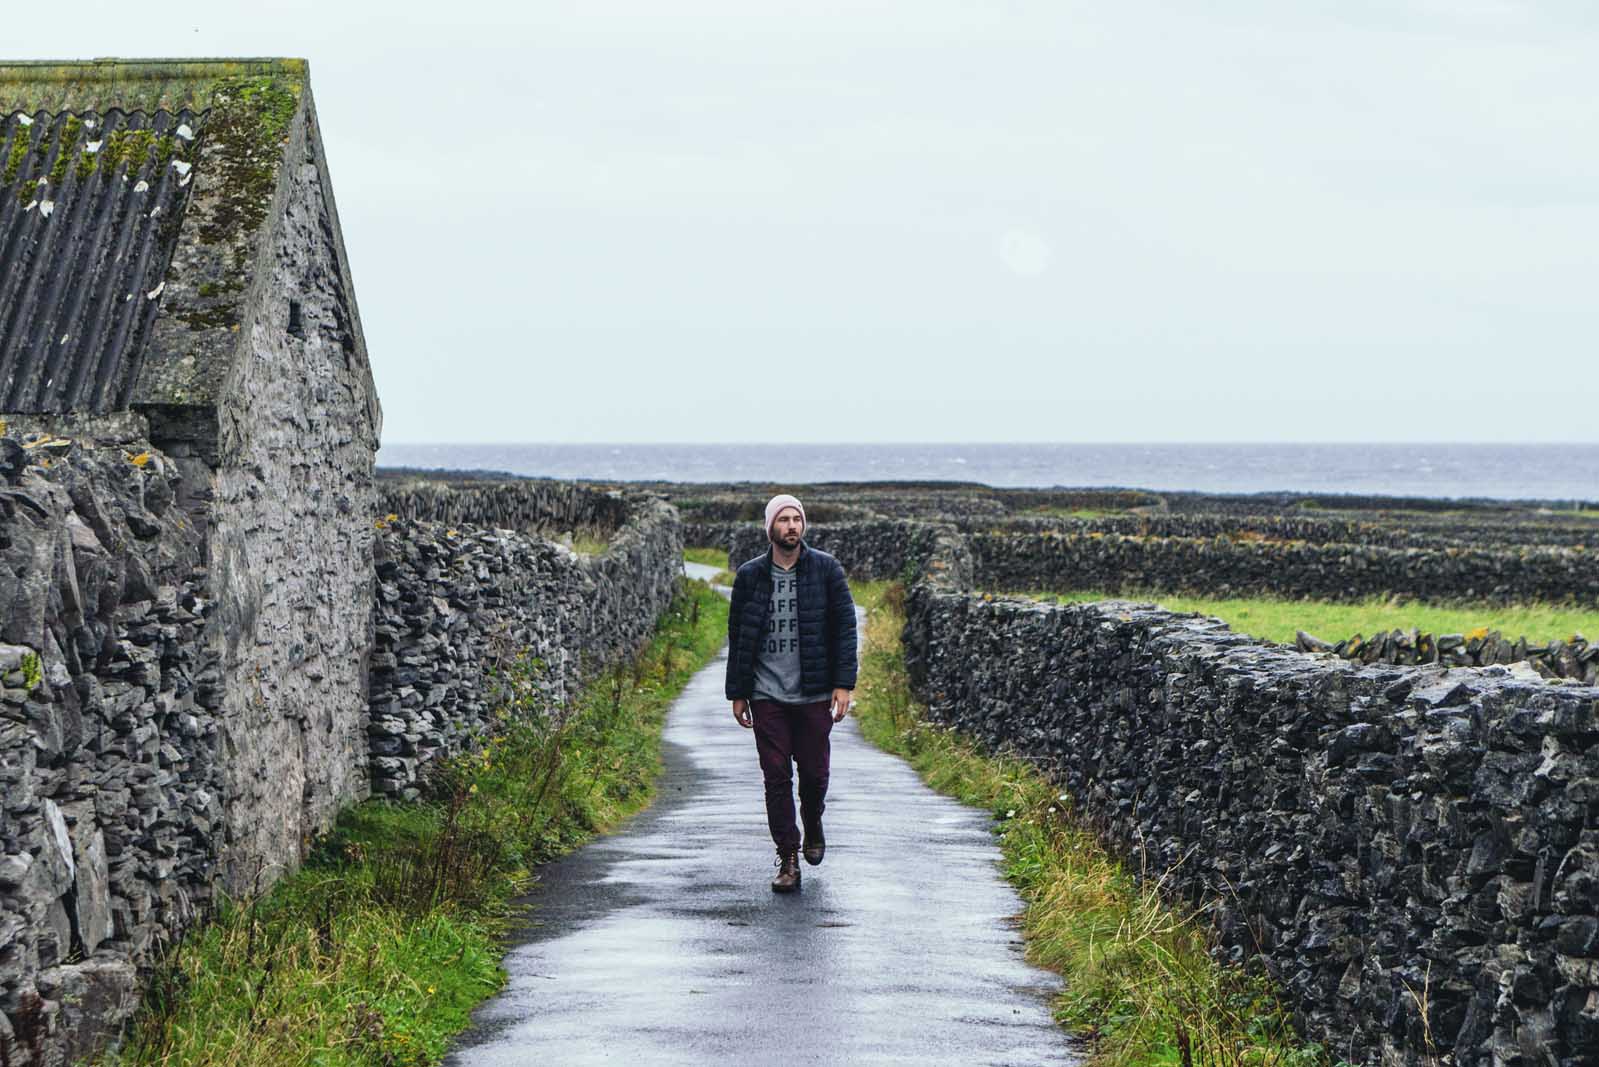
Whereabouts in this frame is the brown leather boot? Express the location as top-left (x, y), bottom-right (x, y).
top-left (802, 822), bottom-right (825, 866)
top-left (771, 847), bottom-right (801, 893)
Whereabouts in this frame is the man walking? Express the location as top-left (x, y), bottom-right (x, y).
top-left (726, 493), bottom-right (857, 893)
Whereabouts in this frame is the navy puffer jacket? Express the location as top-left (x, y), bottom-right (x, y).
top-left (725, 541), bottom-right (858, 701)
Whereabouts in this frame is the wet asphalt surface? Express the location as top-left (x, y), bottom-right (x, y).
top-left (445, 564), bottom-right (1079, 1066)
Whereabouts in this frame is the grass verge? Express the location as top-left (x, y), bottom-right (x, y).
top-left (684, 545), bottom-right (736, 584)
top-left (1019, 589), bottom-right (1599, 648)
top-left (108, 577), bottom-right (729, 1067)
top-left (851, 579), bottom-right (1332, 1067)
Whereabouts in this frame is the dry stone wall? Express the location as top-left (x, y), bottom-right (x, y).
top-left (1296, 629), bottom-right (1599, 685)
top-left (1155, 490), bottom-right (1595, 517)
top-left (381, 479), bottom-right (631, 538)
top-left (969, 530), bottom-right (1598, 606)
top-left (899, 529), bottom-right (1599, 1065)
top-left (718, 521), bottom-right (944, 583)
top-left (0, 434), bottom-right (222, 1064)
top-left (672, 484), bottom-right (1597, 550)
top-left (690, 492), bottom-right (1599, 607)
top-left (683, 520), bottom-right (732, 553)
top-left (682, 516), bottom-right (876, 555)
top-left (368, 489), bottom-right (681, 799)
top-left (962, 512), bottom-right (1599, 551)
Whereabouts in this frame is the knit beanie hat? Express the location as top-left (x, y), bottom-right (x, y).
top-left (764, 493), bottom-right (805, 540)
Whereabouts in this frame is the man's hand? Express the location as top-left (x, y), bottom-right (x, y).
top-left (830, 687), bottom-right (853, 723)
top-left (732, 698), bottom-right (752, 729)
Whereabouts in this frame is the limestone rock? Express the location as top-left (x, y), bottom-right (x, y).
top-left (39, 960), bottom-right (139, 1065)
top-left (70, 823), bottom-right (113, 955)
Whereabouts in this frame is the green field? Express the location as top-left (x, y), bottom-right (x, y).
top-left (111, 579), bottom-right (729, 1067)
top-left (1021, 590), bottom-right (1598, 647)
top-left (683, 545), bottom-right (728, 568)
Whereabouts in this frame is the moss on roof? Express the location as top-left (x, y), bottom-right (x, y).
top-left (0, 58), bottom-right (306, 115)
top-left (0, 58), bottom-right (318, 420)
top-left (196, 76), bottom-right (300, 251)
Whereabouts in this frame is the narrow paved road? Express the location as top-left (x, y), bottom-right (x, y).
top-left (446, 566), bottom-right (1079, 1066)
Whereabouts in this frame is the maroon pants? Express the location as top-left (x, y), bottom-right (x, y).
top-left (751, 698), bottom-right (834, 851)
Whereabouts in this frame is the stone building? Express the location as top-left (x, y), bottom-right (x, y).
top-left (0, 58), bottom-right (381, 1059)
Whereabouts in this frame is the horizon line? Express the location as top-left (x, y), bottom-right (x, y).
top-left (377, 440), bottom-right (1599, 448)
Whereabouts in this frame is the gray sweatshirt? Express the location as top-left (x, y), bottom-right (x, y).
top-left (752, 561), bottom-right (831, 704)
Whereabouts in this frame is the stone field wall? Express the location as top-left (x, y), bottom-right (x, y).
top-left (682, 521), bottom-right (737, 556)
top-left (968, 530), bottom-right (1598, 606)
top-left (1154, 490), bottom-right (1596, 518)
top-left (0, 437), bottom-right (218, 1063)
top-left (368, 487), bottom-right (681, 800)
top-left (891, 528), bottom-right (1599, 1065)
top-left (670, 483), bottom-right (1596, 546)
top-left (715, 521), bottom-right (944, 583)
top-left (694, 511), bottom-right (1597, 607)
top-left (381, 479), bottom-right (633, 539)
top-left (959, 512), bottom-right (1599, 551)
top-left (684, 519), bottom-right (876, 556)
top-left (1296, 629), bottom-right (1598, 685)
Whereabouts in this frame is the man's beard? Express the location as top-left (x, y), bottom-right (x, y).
top-left (776, 530), bottom-right (800, 546)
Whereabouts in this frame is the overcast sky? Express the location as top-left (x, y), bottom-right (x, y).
top-left (11, 2), bottom-right (1597, 444)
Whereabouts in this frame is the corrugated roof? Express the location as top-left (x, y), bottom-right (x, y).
top-left (0, 108), bottom-right (202, 412)
top-left (0, 59), bottom-right (377, 440)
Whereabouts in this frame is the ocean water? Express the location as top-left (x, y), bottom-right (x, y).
top-left (376, 442), bottom-right (1599, 502)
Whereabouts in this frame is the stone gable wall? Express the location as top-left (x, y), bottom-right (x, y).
top-left (204, 102), bottom-right (382, 896)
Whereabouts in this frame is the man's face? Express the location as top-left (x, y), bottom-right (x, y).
top-left (770, 508), bottom-right (803, 547)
